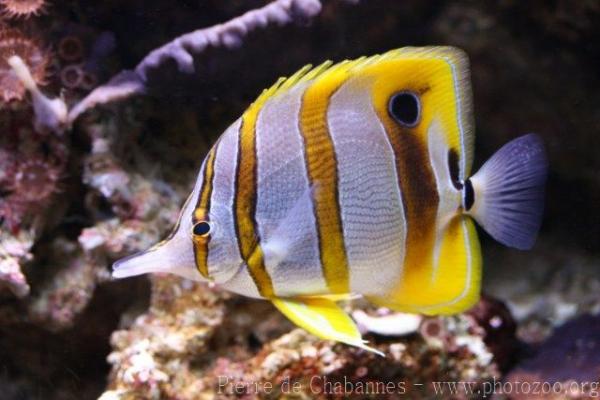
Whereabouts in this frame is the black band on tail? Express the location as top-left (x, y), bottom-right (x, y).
top-left (463, 179), bottom-right (475, 211)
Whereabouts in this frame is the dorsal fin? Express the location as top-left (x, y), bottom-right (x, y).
top-left (248, 46), bottom-right (469, 109)
top-left (247, 54), bottom-right (384, 108)
top-left (244, 47), bottom-right (473, 175)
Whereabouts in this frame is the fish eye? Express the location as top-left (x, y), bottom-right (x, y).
top-left (388, 91), bottom-right (420, 127)
top-left (192, 221), bottom-right (211, 237)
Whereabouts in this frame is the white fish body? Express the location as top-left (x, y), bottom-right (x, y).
top-left (113, 47), bottom-right (547, 354)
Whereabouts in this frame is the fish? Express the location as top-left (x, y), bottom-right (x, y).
top-left (112, 46), bottom-right (547, 355)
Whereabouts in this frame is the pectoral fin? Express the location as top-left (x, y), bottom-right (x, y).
top-left (261, 186), bottom-right (316, 267)
top-left (271, 297), bottom-right (384, 356)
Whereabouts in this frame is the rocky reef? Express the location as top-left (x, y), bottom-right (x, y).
top-left (0, 1), bottom-right (598, 399)
top-left (100, 277), bottom-right (514, 399)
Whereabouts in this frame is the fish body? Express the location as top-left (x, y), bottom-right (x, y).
top-left (113, 47), bottom-right (547, 354)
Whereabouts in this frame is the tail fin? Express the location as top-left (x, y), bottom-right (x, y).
top-left (467, 134), bottom-right (547, 250)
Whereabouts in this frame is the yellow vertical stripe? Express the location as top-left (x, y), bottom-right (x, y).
top-left (299, 66), bottom-right (352, 294)
top-left (234, 90), bottom-right (278, 298)
top-left (193, 145), bottom-right (218, 279)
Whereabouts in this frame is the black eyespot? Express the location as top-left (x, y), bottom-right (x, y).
top-left (463, 179), bottom-right (475, 211)
top-left (193, 221), bottom-right (211, 237)
top-left (388, 91), bottom-right (421, 127)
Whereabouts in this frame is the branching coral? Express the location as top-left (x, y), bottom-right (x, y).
top-left (134, 0), bottom-right (322, 80)
top-left (8, 0), bottom-right (323, 134)
top-left (67, 0), bottom-right (323, 123)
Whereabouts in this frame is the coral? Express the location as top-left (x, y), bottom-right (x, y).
top-left (103, 276), bottom-right (227, 400)
top-left (0, 251), bottom-right (29, 297)
top-left (100, 283), bottom-right (512, 399)
top-left (0, 229), bottom-right (33, 298)
top-left (0, 27), bottom-right (49, 103)
top-left (9, 155), bottom-right (62, 202)
top-left (0, 154), bottom-right (62, 232)
top-left (0, 102), bottom-right (67, 232)
top-left (67, 0), bottom-right (324, 123)
top-left (27, 238), bottom-right (97, 331)
top-left (10, 0), bottom-right (324, 134)
top-left (134, 0), bottom-right (322, 80)
top-left (464, 295), bottom-right (517, 370)
top-left (0, 0), bottom-right (47, 18)
top-left (8, 55), bottom-right (67, 133)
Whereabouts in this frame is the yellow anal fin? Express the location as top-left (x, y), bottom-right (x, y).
top-left (368, 216), bottom-right (482, 315)
top-left (271, 297), bottom-right (384, 356)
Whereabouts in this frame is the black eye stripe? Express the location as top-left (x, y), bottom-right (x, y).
top-left (388, 91), bottom-right (421, 127)
top-left (193, 221), bottom-right (211, 236)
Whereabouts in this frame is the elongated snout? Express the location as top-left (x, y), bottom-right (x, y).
top-left (112, 235), bottom-right (202, 281)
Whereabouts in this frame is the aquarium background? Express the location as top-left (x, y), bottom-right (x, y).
top-left (0, 1), bottom-right (598, 399)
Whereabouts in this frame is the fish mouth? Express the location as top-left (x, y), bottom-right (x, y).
top-left (112, 247), bottom-right (161, 279)
top-left (112, 238), bottom-right (204, 282)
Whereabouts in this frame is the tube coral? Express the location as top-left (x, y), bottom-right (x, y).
top-left (8, 55), bottom-right (67, 134)
top-left (0, 27), bottom-right (49, 103)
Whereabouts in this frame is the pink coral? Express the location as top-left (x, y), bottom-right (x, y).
top-left (0, 253), bottom-right (29, 297)
top-left (10, 156), bottom-right (62, 202)
top-left (0, 0), bottom-right (47, 18)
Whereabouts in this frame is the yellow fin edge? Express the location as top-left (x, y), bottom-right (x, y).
top-left (250, 46), bottom-right (468, 109)
top-left (272, 297), bottom-right (384, 356)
